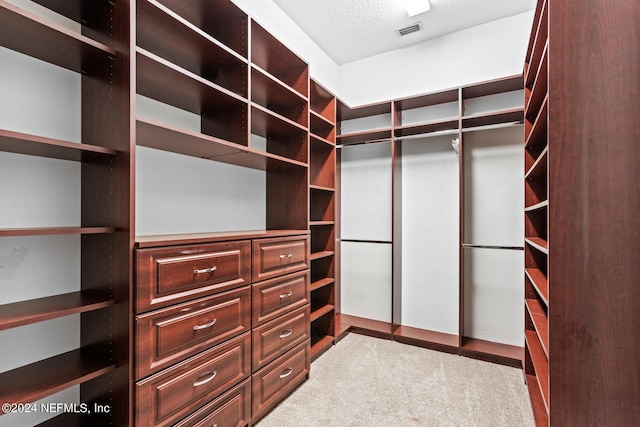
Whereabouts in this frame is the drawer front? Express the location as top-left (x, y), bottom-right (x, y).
top-left (136, 286), bottom-right (251, 379)
top-left (136, 240), bottom-right (251, 313)
top-left (174, 379), bottom-right (251, 427)
top-left (136, 332), bottom-right (251, 427)
top-left (252, 235), bottom-right (309, 282)
top-left (252, 304), bottom-right (310, 370)
top-left (252, 270), bottom-right (310, 326)
top-left (251, 339), bottom-right (310, 423)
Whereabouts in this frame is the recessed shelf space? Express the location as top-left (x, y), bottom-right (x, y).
top-left (525, 331), bottom-right (549, 412)
top-left (394, 89), bottom-right (459, 137)
top-left (462, 108), bottom-right (523, 129)
top-left (525, 199), bottom-right (548, 212)
top-left (310, 304), bottom-right (334, 323)
top-left (525, 299), bottom-right (548, 357)
top-left (137, 0), bottom-right (248, 97)
top-left (0, 348), bottom-right (115, 406)
top-left (525, 202), bottom-right (547, 242)
top-left (310, 80), bottom-right (336, 124)
top-left (311, 225), bottom-right (335, 255)
top-left (251, 105), bottom-right (308, 164)
top-left (136, 48), bottom-right (248, 145)
top-left (310, 277), bottom-right (335, 292)
top-left (462, 77), bottom-right (524, 129)
top-left (310, 251), bottom-right (334, 261)
top-left (0, 128), bottom-right (116, 161)
top-left (525, 42), bottom-right (548, 119)
top-left (0, 292), bottom-right (114, 331)
top-left (252, 65), bottom-right (308, 126)
top-left (310, 141), bottom-right (335, 189)
top-left (0, 0), bottom-right (115, 74)
top-left (524, 0), bottom-right (548, 89)
top-left (525, 237), bottom-right (548, 254)
top-left (525, 374), bottom-right (549, 426)
top-left (525, 146), bottom-right (548, 180)
top-left (338, 101), bottom-right (392, 145)
top-left (251, 21), bottom-right (308, 97)
top-left (525, 95), bottom-right (548, 163)
top-left (310, 255), bottom-right (335, 284)
top-left (525, 268), bottom-right (548, 305)
top-left (311, 313), bottom-right (335, 361)
top-left (310, 113), bottom-right (336, 143)
top-left (148, 0), bottom-right (248, 57)
top-left (310, 189), bottom-right (335, 222)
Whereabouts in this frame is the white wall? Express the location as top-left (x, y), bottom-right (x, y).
top-left (339, 11), bottom-right (534, 106)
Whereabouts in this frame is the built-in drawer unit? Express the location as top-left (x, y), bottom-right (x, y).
top-left (252, 269), bottom-right (310, 326)
top-left (251, 339), bottom-right (310, 423)
top-left (136, 332), bottom-right (251, 427)
top-left (252, 235), bottom-right (310, 282)
top-left (136, 286), bottom-right (251, 378)
top-left (173, 379), bottom-right (252, 427)
top-left (136, 240), bottom-right (251, 312)
top-left (252, 304), bottom-right (310, 370)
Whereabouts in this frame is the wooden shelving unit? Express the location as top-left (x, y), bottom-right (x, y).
top-left (337, 75), bottom-right (525, 368)
top-left (308, 79), bottom-right (337, 361)
top-left (0, 0), bottom-right (131, 424)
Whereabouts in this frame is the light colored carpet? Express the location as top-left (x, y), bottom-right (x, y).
top-left (256, 333), bottom-right (535, 427)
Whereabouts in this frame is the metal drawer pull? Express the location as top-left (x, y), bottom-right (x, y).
top-left (193, 371), bottom-right (217, 387)
top-left (194, 266), bottom-right (217, 274)
top-left (279, 367), bottom-right (293, 379)
top-left (193, 319), bottom-right (217, 331)
top-left (279, 329), bottom-right (293, 338)
top-left (279, 291), bottom-right (293, 299)
top-left (279, 254), bottom-right (293, 259)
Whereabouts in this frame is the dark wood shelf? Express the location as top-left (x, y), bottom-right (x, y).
top-left (461, 108), bottom-right (523, 129)
top-left (310, 250), bottom-right (334, 261)
top-left (136, 117), bottom-right (307, 170)
top-left (525, 200), bottom-right (548, 213)
top-left (525, 331), bottom-right (549, 412)
top-left (32, 0), bottom-right (109, 24)
top-left (311, 134), bottom-right (335, 148)
top-left (338, 101), bottom-right (391, 122)
top-left (460, 337), bottom-right (523, 368)
top-left (0, 227), bottom-right (115, 237)
top-left (310, 303), bottom-right (334, 322)
top-left (251, 20), bottom-right (308, 97)
top-left (337, 314), bottom-right (393, 339)
top-left (524, 0), bottom-right (548, 89)
top-left (310, 221), bottom-right (335, 227)
top-left (525, 268), bottom-right (549, 305)
top-left (0, 348), bottom-right (114, 406)
top-left (526, 299), bottom-right (548, 357)
top-left (396, 88), bottom-right (459, 111)
top-left (395, 118), bottom-right (459, 138)
top-left (0, 1), bottom-right (114, 74)
top-left (310, 334), bottom-right (334, 361)
top-left (525, 42), bottom-right (548, 119)
top-left (310, 79), bottom-right (336, 123)
top-left (0, 128), bottom-right (115, 161)
top-left (0, 292), bottom-right (114, 331)
top-left (393, 325), bottom-right (458, 354)
top-left (525, 95), bottom-right (548, 150)
top-left (137, 0), bottom-right (247, 97)
top-left (336, 128), bottom-right (392, 145)
top-left (310, 184), bottom-right (335, 193)
top-left (311, 110), bottom-right (334, 128)
top-left (310, 112), bottom-right (335, 142)
top-left (136, 47), bottom-right (248, 145)
top-left (135, 229), bottom-right (309, 248)
top-left (252, 65), bottom-right (308, 126)
top-left (525, 146), bottom-right (548, 180)
top-left (251, 104), bottom-right (308, 164)
top-left (310, 277), bottom-right (335, 292)
top-left (144, 0), bottom-right (248, 57)
top-left (525, 237), bottom-right (548, 254)
top-left (525, 374), bottom-right (549, 426)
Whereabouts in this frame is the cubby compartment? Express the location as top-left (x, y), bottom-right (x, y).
top-left (137, 0), bottom-right (248, 97)
top-left (252, 66), bottom-right (308, 126)
top-left (251, 21), bottom-right (308, 97)
top-left (310, 140), bottom-right (335, 189)
top-left (394, 89), bottom-right (459, 138)
top-left (310, 188), bottom-right (335, 222)
top-left (311, 224), bottom-right (335, 256)
top-left (251, 106), bottom-right (308, 164)
top-left (337, 101), bottom-right (392, 145)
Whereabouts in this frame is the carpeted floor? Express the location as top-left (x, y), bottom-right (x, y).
top-left (256, 333), bottom-right (535, 427)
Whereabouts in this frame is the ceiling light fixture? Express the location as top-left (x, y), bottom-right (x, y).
top-left (403, 0), bottom-right (431, 17)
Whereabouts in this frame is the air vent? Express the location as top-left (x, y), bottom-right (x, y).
top-left (397, 22), bottom-right (422, 36)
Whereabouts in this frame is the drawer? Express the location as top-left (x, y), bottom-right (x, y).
top-left (252, 304), bottom-right (310, 370)
top-left (136, 286), bottom-right (251, 379)
top-left (174, 379), bottom-right (251, 427)
top-left (136, 240), bottom-right (251, 313)
top-left (252, 270), bottom-right (310, 326)
top-left (251, 339), bottom-right (310, 423)
top-left (252, 235), bottom-right (309, 282)
top-left (136, 332), bottom-right (251, 427)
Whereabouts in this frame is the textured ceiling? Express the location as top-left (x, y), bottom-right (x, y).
top-left (271, 0), bottom-right (536, 65)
